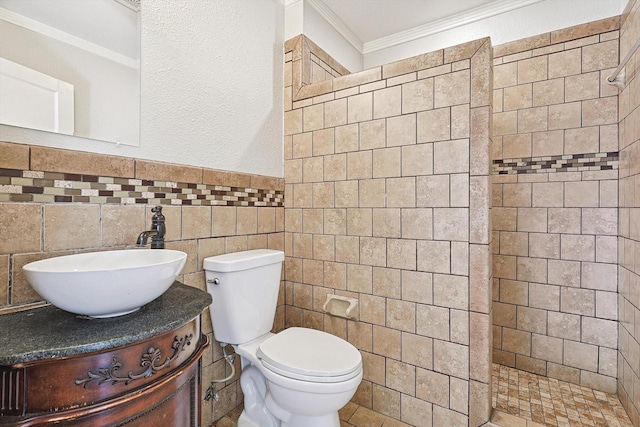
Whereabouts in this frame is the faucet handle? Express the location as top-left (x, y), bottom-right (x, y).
top-left (151, 206), bottom-right (165, 223)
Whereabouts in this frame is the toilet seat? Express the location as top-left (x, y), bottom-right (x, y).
top-left (256, 327), bottom-right (362, 383)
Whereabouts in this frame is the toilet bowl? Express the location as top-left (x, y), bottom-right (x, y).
top-left (235, 328), bottom-right (362, 427)
top-left (203, 249), bottom-right (362, 427)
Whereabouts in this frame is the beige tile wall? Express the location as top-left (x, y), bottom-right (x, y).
top-left (0, 141), bottom-right (285, 425)
top-left (618, 0), bottom-right (640, 425)
top-left (284, 36), bottom-right (493, 426)
top-left (491, 17), bottom-right (620, 394)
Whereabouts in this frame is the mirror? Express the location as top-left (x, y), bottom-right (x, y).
top-left (0, 0), bottom-right (140, 146)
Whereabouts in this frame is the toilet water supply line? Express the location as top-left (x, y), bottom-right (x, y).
top-left (204, 343), bottom-right (236, 402)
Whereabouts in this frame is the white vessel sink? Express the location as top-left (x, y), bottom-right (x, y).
top-left (23, 249), bottom-right (187, 318)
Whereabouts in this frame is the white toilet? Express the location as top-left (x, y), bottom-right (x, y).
top-left (203, 249), bottom-right (362, 427)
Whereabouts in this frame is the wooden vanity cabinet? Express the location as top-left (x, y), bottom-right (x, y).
top-left (0, 315), bottom-right (209, 426)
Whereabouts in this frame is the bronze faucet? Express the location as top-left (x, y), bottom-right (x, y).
top-left (136, 206), bottom-right (166, 249)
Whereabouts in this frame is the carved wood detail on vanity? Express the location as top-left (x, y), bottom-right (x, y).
top-left (0, 317), bottom-right (209, 426)
top-left (74, 333), bottom-right (194, 388)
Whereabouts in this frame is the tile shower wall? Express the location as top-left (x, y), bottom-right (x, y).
top-left (491, 17), bottom-right (620, 393)
top-left (0, 141), bottom-right (285, 425)
top-left (618, 0), bottom-right (640, 425)
top-left (284, 36), bottom-right (493, 426)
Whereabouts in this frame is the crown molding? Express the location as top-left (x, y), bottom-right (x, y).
top-left (0, 6), bottom-right (138, 69)
top-left (362, 0), bottom-right (544, 54)
top-left (306, 0), bottom-right (363, 52)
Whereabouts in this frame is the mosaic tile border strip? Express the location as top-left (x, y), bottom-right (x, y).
top-left (0, 168), bottom-right (284, 207)
top-left (493, 152), bottom-right (619, 175)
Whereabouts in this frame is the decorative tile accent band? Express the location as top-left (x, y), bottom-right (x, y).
top-left (0, 168), bottom-right (284, 206)
top-left (492, 152), bottom-right (619, 175)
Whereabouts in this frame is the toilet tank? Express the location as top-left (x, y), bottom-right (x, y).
top-left (203, 249), bottom-right (284, 345)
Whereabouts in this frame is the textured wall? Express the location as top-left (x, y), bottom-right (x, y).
top-left (141, 0), bottom-right (284, 177)
top-left (283, 35), bottom-right (493, 427)
top-left (491, 18), bottom-right (620, 394)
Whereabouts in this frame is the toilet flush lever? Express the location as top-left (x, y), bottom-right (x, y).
top-left (207, 278), bottom-right (220, 285)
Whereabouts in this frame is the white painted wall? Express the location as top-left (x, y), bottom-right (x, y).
top-left (0, 0), bottom-right (285, 178)
top-left (285, 1), bottom-right (304, 42)
top-left (285, 0), bottom-right (362, 73)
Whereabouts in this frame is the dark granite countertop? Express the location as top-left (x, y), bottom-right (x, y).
top-left (0, 282), bottom-right (212, 366)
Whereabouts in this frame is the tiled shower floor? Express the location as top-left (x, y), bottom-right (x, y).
top-left (213, 364), bottom-right (634, 427)
top-left (491, 364), bottom-right (633, 427)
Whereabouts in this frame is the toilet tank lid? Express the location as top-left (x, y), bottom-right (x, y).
top-left (203, 249), bottom-right (284, 272)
